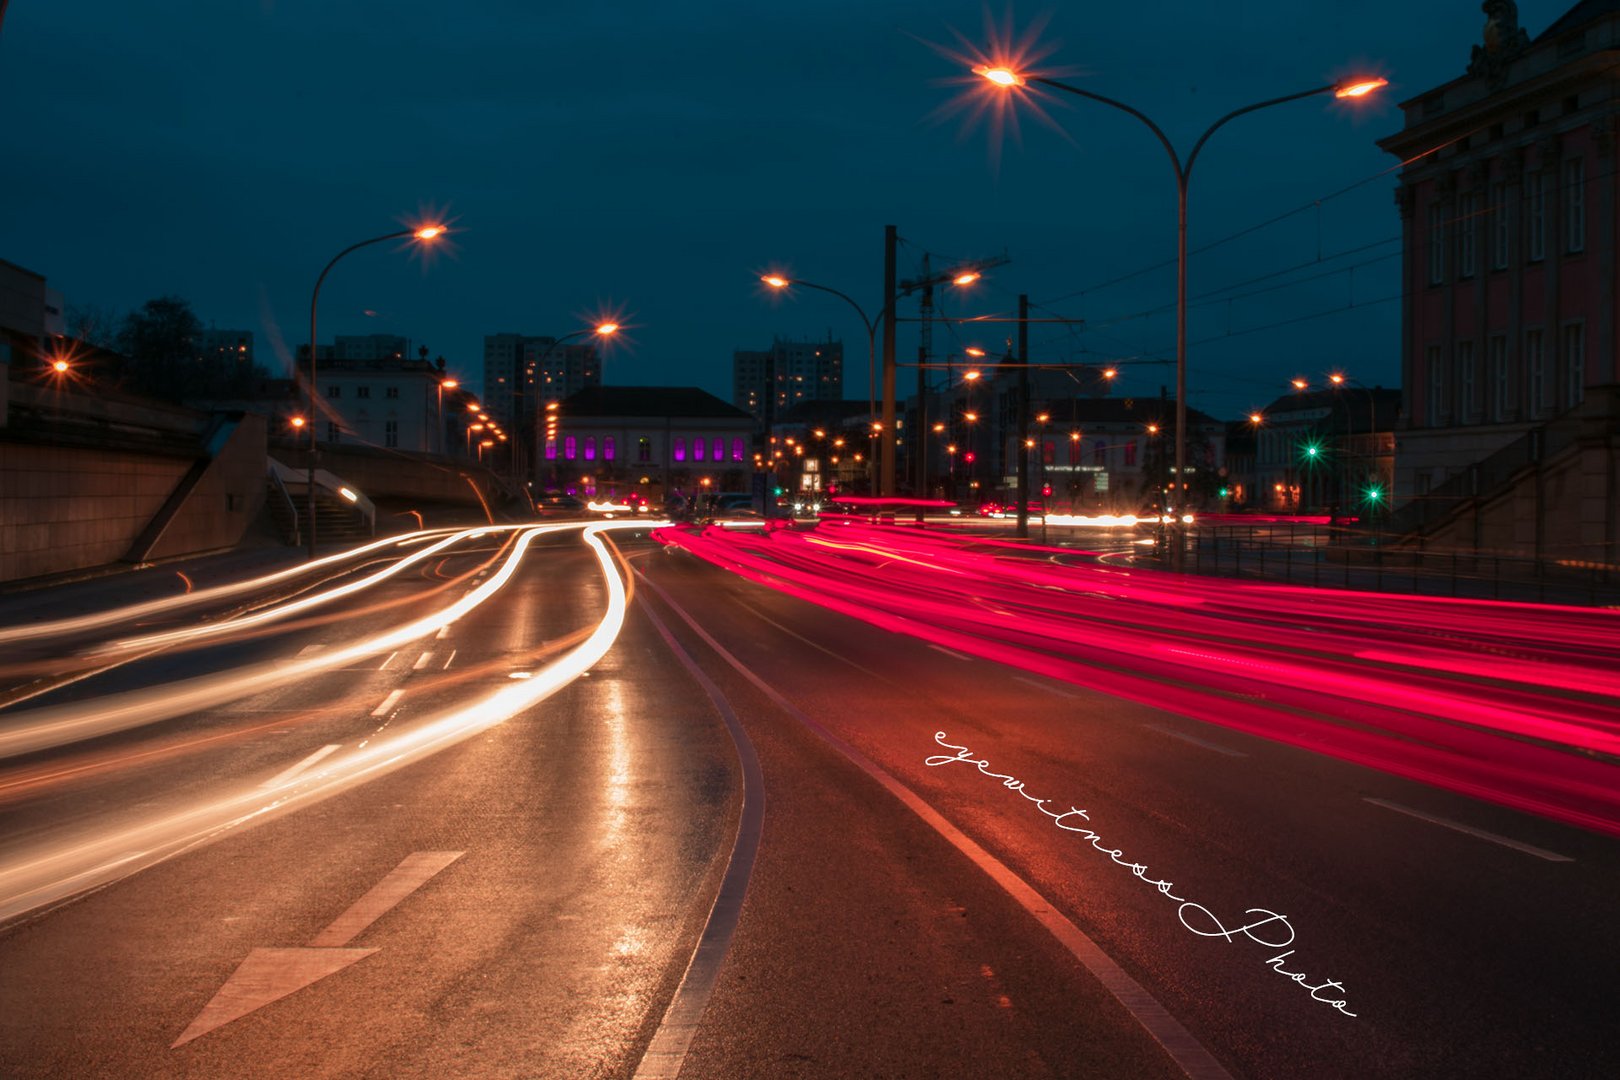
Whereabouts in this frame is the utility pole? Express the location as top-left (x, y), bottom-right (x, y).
top-left (915, 253), bottom-right (932, 504)
top-left (1015, 293), bottom-right (1031, 539)
top-left (881, 225), bottom-right (898, 496)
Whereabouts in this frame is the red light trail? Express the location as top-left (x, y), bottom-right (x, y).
top-left (656, 521), bottom-right (1620, 838)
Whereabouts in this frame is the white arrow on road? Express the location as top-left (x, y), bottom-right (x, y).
top-left (172, 850), bottom-right (463, 1048)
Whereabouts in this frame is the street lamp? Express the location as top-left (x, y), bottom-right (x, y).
top-left (974, 64), bottom-right (1386, 567)
top-left (306, 222), bottom-right (446, 558)
top-left (761, 266), bottom-right (987, 495)
top-left (528, 321), bottom-right (619, 485)
top-left (436, 377), bottom-right (459, 455)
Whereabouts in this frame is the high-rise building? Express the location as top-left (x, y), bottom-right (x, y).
top-left (483, 332), bottom-right (604, 430)
top-left (196, 329), bottom-right (254, 369)
top-left (732, 335), bottom-right (843, 421)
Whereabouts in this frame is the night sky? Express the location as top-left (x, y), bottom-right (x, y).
top-left (0, 2), bottom-right (1568, 420)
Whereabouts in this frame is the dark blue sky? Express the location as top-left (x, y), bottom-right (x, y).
top-left (0, 2), bottom-right (1570, 420)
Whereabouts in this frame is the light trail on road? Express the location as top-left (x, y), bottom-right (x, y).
top-left (656, 521), bottom-right (1620, 837)
top-left (0, 521), bottom-right (663, 924)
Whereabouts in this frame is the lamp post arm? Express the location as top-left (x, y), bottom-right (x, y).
top-left (1031, 76), bottom-right (1184, 185)
top-left (1184, 84), bottom-right (1336, 182)
top-left (790, 280), bottom-right (876, 341)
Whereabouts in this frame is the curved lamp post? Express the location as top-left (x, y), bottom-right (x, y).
top-left (306, 224), bottom-right (445, 558)
top-left (975, 65), bottom-right (1386, 566)
top-left (761, 270), bottom-right (984, 495)
top-left (529, 321), bottom-right (619, 489)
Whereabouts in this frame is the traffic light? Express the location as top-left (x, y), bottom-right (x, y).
top-left (1041, 483), bottom-right (1053, 497)
top-left (1218, 486), bottom-right (1229, 498)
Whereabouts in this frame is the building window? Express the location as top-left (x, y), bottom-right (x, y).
top-left (1094, 441), bottom-right (1106, 466)
top-left (384, 420), bottom-right (398, 448)
top-left (1563, 322), bottom-right (1585, 408)
top-left (327, 421), bottom-right (340, 442)
top-left (692, 436), bottom-right (705, 461)
top-left (357, 386), bottom-right (371, 399)
top-left (1491, 180), bottom-right (1509, 269)
top-left (1043, 440), bottom-right (1055, 466)
top-left (604, 436), bottom-right (616, 461)
top-left (327, 385), bottom-right (341, 399)
top-left (1564, 157), bottom-right (1585, 253)
top-left (1426, 345), bottom-right (1444, 427)
top-left (385, 387), bottom-right (399, 399)
top-left (1527, 171), bottom-right (1546, 261)
top-left (673, 436), bottom-right (686, 462)
top-left (1457, 341), bottom-right (1476, 423)
top-left (713, 437), bottom-right (725, 461)
top-left (1457, 192), bottom-right (1477, 277)
top-left (1526, 329), bottom-right (1545, 417)
top-left (565, 435), bottom-right (577, 460)
top-left (584, 436), bottom-right (596, 461)
top-left (732, 437), bottom-right (745, 462)
top-left (1124, 440), bottom-right (1137, 467)
top-left (545, 437), bottom-right (557, 460)
top-left (1489, 335), bottom-right (1508, 422)
top-left (1427, 202), bottom-right (1446, 283)
top-left (638, 437), bottom-right (652, 463)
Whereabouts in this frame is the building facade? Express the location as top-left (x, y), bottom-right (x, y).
top-left (1378, 0), bottom-right (1619, 513)
top-left (315, 353), bottom-right (441, 452)
top-left (541, 386), bottom-right (755, 505)
top-left (1252, 386), bottom-right (1401, 515)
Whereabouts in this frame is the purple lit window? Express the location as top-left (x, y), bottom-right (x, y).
top-left (584, 436), bottom-right (596, 460)
top-left (693, 436), bottom-right (705, 461)
top-left (604, 436), bottom-right (615, 461)
top-left (731, 437), bottom-right (745, 461)
top-left (1124, 441), bottom-right (1137, 467)
top-left (1044, 440), bottom-right (1055, 466)
top-left (545, 438), bottom-right (557, 460)
top-left (673, 437), bottom-right (686, 462)
top-left (713, 437), bottom-right (724, 461)
top-left (565, 436), bottom-right (577, 460)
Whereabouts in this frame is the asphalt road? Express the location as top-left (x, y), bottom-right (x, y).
top-left (0, 521), bottom-right (1615, 1078)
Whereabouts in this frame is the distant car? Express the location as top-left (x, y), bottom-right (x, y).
top-left (712, 493), bottom-right (757, 515)
top-left (534, 494), bottom-right (585, 516)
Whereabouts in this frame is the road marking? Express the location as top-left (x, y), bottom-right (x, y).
top-left (377, 651), bottom-right (398, 671)
top-left (637, 574), bottom-right (1233, 1080)
top-left (411, 651), bottom-right (433, 671)
top-left (741, 603), bottom-right (890, 681)
top-left (260, 745), bottom-right (342, 788)
top-left (441, 649), bottom-right (457, 670)
top-left (309, 851), bottom-right (465, 947)
top-left (1012, 675), bottom-right (1083, 699)
top-left (435, 625), bottom-right (450, 640)
top-left (929, 644), bottom-right (973, 662)
top-left (632, 593), bottom-right (764, 1080)
top-left (1363, 798), bottom-right (1573, 862)
top-left (172, 851), bottom-right (464, 1048)
top-left (370, 690), bottom-right (404, 717)
top-left (1143, 723), bottom-right (1248, 758)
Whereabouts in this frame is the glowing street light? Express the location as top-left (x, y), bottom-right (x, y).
top-left (975, 61), bottom-right (1384, 566)
top-left (759, 266), bottom-right (988, 493)
top-left (305, 220), bottom-right (447, 558)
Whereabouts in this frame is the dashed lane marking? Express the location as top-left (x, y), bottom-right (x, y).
top-left (1363, 798), bottom-right (1573, 863)
top-left (370, 690), bottom-right (404, 717)
top-left (1142, 723), bottom-right (1248, 758)
top-left (260, 745), bottom-right (341, 789)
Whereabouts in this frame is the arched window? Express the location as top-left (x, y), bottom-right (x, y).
top-left (713, 437), bottom-right (725, 461)
top-left (584, 436), bottom-right (596, 461)
top-left (604, 436), bottom-right (616, 461)
top-left (692, 436), bottom-right (705, 461)
top-left (545, 438), bottom-right (558, 460)
top-left (565, 435), bottom-right (577, 460)
top-left (673, 436), bottom-right (686, 462)
top-left (731, 437), bottom-right (745, 462)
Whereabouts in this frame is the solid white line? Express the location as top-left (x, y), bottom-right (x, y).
top-left (1143, 723), bottom-right (1248, 758)
top-left (370, 690), bottom-right (404, 717)
top-left (637, 574), bottom-right (1233, 1080)
top-left (378, 651), bottom-right (398, 671)
top-left (929, 644), bottom-right (973, 662)
top-left (1012, 675), bottom-right (1083, 700)
top-left (411, 652), bottom-right (433, 671)
top-left (260, 745), bottom-right (341, 789)
top-left (441, 650), bottom-right (457, 670)
top-left (1363, 798), bottom-right (1574, 862)
top-left (631, 596), bottom-right (765, 1080)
